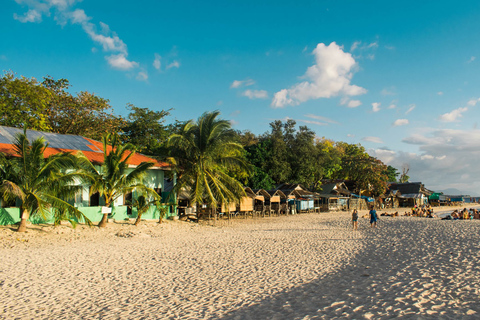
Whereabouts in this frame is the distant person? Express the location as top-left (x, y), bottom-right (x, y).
top-left (369, 206), bottom-right (378, 228)
top-left (352, 209), bottom-right (358, 231)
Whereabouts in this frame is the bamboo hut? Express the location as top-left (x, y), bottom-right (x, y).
top-left (237, 187), bottom-right (256, 218)
top-left (267, 190), bottom-right (287, 215)
top-left (253, 189), bottom-right (271, 217)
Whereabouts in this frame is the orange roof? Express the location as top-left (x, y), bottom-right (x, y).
top-left (0, 140), bottom-right (171, 170)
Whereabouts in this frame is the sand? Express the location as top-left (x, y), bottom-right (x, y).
top-left (1, 206), bottom-right (480, 319)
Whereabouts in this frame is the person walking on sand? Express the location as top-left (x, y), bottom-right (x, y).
top-left (352, 209), bottom-right (358, 231)
top-left (369, 206), bottom-right (378, 228)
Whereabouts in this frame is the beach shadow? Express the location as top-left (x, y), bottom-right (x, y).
top-left (220, 218), bottom-right (480, 319)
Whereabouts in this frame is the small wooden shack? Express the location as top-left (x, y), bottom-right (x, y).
top-left (267, 189), bottom-right (287, 215)
top-left (237, 187), bottom-right (256, 217)
top-left (253, 189), bottom-right (271, 217)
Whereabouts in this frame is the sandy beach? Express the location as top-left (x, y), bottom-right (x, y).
top-left (1, 206), bottom-right (480, 319)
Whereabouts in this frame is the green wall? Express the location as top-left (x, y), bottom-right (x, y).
top-left (0, 205), bottom-right (176, 226)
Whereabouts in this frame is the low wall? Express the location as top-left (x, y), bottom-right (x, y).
top-left (0, 205), bottom-right (176, 226)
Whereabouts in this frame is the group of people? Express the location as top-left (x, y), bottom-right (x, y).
top-left (404, 205), bottom-right (437, 218)
top-left (442, 208), bottom-right (480, 220)
top-left (351, 206), bottom-right (378, 231)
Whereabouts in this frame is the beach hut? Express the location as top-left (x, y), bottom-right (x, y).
top-left (388, 182), bottom-right (433, 207)
top-left (237, 187), bottom-right (256, 218)
top-left (267, 189), bottom-right (287, 215)
top-left (318, 181), bottom-right (351, 211)
top-left (428, 193), bottom-right (448, 207)
top-left (252, 189), bottom-right (271, 217)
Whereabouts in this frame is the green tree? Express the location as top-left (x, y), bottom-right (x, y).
top-left (334, 142), bottom-right (388, 196)
top-left (385, 165), bottom-right (399, 182)
top-left (244, 140), bottom-right (275, 190)
top-left (0, 131), bottom-right (92, 232)
top-left (289, 125), bottom-right (319, 187)
top-left (0, 72), bottom-right (52, 131)
top-left (265, 120), bottom-right (291, 184)
top-left (167, 111), bottom-right (249, 211)
top-left (122, 104), bottom-right (172, 155)
top-left (42, 76), bottom-right (125, 140)
top-left (82, 133), bottom-right (160, 228)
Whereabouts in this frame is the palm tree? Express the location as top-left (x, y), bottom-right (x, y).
top-left (0, 132), bottom-right (92, 232)
top-left (129, 195), bottom-right (166, 226)
top-left (81, 133), bottom-right (160, 228)
top-left (167, 111), bottom-right (250, 217)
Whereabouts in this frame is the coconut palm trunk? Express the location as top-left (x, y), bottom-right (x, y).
top-left (17, 209), bottom-right (30, 233)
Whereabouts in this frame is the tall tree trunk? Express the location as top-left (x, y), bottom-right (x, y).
top-left (134, 213), bottom-right (142, 226)
top-left (98, 213), bottom-right (108, 228)
top-left (17, 209), bottom-right (29, 232)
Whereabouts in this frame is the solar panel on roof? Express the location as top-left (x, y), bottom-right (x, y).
top-left (0, 126), bottom-right (101, 152)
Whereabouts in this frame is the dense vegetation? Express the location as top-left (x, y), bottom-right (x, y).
top-left (0, 72), bottom-right (400, 199)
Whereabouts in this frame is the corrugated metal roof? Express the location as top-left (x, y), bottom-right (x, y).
top-left (0, 126), bottom-right (171, 169)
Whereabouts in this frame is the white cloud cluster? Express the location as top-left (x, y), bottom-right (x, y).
top-left (370, 128), bottom-right (480, 195)
top-left (230, 79), bottom-right (255, 89)
top-left (166, 61), bottom-right (180, 69)
top-left (393, 119), bottom-right (409, 127)
top-left (372, 102), bottom-right (381, 112)
top-left (305, 114), bottom-right (339, 125)
top-left (242, 90), bottom-right (268, 99)
top-left (439, 107), bottom-right (468, 122)
top-left (405, 104), bottom-right (416, 115)
top-left (13, 0), bottom-right (143, 75)
top-left (362, 136), bottom-right (383, 144)
top-left (230, 78), bottom-right (267, 100)
top-left (153, 53), bottom-right (161, 70)
top-left (439, 98), bottom-right (479, 122)
top-left (271, 42), bottom-right (366, 108)
top-left (350, 40), bottom-right (379, 60)
top-left (340, 97), bottom-right (362, 108)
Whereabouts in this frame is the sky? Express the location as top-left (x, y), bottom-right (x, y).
top-left (2, 0), bottom-right (480, 195)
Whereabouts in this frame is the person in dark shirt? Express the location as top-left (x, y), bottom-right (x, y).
top-left (369, 206), bottom-right (378, 228)
top-left (352, 209), bottom-right (358, 231)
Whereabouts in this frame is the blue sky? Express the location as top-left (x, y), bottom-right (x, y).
top-left (3, 0), bottom-right (480, 195)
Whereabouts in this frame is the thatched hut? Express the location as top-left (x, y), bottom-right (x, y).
top-left (267, 189), bottom-right (287, 215)
top-left (236, 187), bottom-right (256, 217)
top-left (253, 189), bottom-right (271, 217)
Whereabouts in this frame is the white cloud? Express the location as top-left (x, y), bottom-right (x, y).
top-left (372, 102), bottom-right (381, 112)
top-left (272, 42), bottom-right (366, 108)
top-left (393, 119), bottom-right (409, 127)
top-left (362, 136), bottom-right (383, 144)
top-left (388, 103), bottom-right (396, 109)
top-left (82, 22), bottom-right (127, 53)
top-left (439, 107), bottom-right (468, 122)
top-left (166, 60), bottom-right (180, 69)
top-left (405, 104), bottom-right (416, 114)
top-left (300, 120), bottom-right (329, 126)
top-left (371, 128), bottom-right (480, 195)
top-left (13, 9), bottom-right (43, 23)
top-left (136, 71), bottom-right (148, 81)
top-left (340, 97), bottom-right (362, 108)
top-left (230, 79), bottom-right (255, 89)
top-left (468, 56), bottom-right (476, 63)
top-left (437, 91), bottom-right (443, 96)
top-left (13, 0), bottom-right (140, 72)
top-left (347, 100), bottom-right (362, 108)
top-left (68, 8), bottom-right (89, 24)
top-left (467, 98), bottom-right (480, 106)
top-left (242, 89), bottom-right (268, 99)
top-left (106, 54), bottom-right (138, 70)
top-left (153, 53), bottom-right (161, 70)
top-left (350, 41), bottom-right (361, 52)
top-left (305, 114), bottom-right (339, 124)
top-left (381, 87), bottom-right (396, 96)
